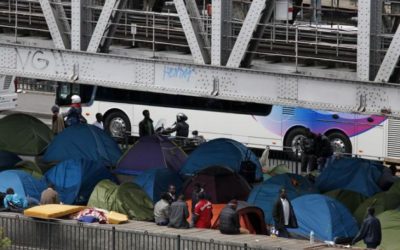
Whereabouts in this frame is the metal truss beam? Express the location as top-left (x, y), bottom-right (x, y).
top-left (71, 0), bottom-right (83, 51)
top-left (1, 43), bottom-right (400, 117)
top-left (211, 0), bottom-right (231, 66)
top-left (226, 0), bottom-right (266, 68)
top-left (173, 0), bottom-right (207, 64)
top-left (375, 24), bottom-right (400, 82)
top-left (357, 0), bottom-right (371, 81)
top-left (38, 0), bottom-right (70, 49)
top-left (87, 0), bottom-right (119, 53)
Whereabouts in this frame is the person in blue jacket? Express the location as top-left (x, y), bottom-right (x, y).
top-left (3, 188), bottom-right (28, 210)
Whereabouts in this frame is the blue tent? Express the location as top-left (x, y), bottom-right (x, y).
top-left (44, 159), bottom-right (115, 204)
top-left (0, 151), bottom-right (22, 169)
top-left (316, 157), bottom-right (383, 197)
top-left (133, 168), bottom-right (183, 203)
top-left (247, 174), bottom-right (317, 224)
top-left (289, 194), bottom-right (359, 241)
top-left (0, 170), bottom-right (46, 200)
top-left (180, 138), bottom-right (263, 181)
top-left (43, 125), bottom-right (122, 166)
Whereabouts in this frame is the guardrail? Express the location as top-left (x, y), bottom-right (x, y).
top-left (0, 215), bottom-right (260, 250)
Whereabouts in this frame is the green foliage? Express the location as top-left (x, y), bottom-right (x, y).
top-left (0, 228), bottom-right (11, 249)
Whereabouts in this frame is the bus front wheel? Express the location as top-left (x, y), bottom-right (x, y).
top-left (104, 111), bottom-right (131, 138)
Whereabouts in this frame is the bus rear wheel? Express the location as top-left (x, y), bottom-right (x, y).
top-left (284, 127), bottom-right (308, 159)
top-left (327, 131), bottom-right (352, 155)
top-left (104, 111), bottom-right (131, 138)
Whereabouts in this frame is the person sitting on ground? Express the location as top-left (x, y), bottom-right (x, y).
top-left (193, 192), bottom-right (213, 229)
top-left (40, 183), bottom-right (60, 205)
top-left (51, 105), bottom-right (65, 135)
top-left (154, 192), bottom-right (171, 226)
top-left (191, 130), bottom-right (206, 145)
top-left (272, 188), bottom-right (298, 238)
top-left (93, 113), bottom-right (104, 130)
top-left (168, 194), bottom-right (190, 229)
top-left (351, 207), bottom-right (382, 249)
top-left (166, 185), bottom-right (177, 204)
top-left (219, 199), bottom-right (249, 235)
top-left (3, 188), bottom-right (28, 210)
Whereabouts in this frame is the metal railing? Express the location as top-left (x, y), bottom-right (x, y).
top-left (0, 215), bottom-right (262, 250)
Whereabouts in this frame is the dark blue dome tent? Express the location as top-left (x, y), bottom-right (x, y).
top-left (133, 168), bottom-right (183, 203)
top-left (180, 138), bottom-right (263, 182)
top-left (43, 124), bottom-right (122, 167)
top-left (44, 159), bottom-right (116, 204)
top-left (247, 173), bottom-right (317, 224)
top-left (288, 194), bottom-right (359, 242)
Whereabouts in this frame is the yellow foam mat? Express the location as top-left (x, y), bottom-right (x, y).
top-left (107, 211), bottom-right (128, 224)
top-left (24, 204), bottom-right (86, 219)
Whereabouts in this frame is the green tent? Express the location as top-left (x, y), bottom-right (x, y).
top-left (266, 164), bottom-right (290, 176)
top-left (356, 209), bottom-right (400, 250)
top-left (15, 161), bottom-right (43, 179)
top-left (88, 180), bottom-right (154, 221)
top-left (324, 189), bottom-right (367, 214)
top-left (387, 180), bottom-right (400, 196)
top-left (0, 114), bottom-right (53, 155)
top-left (354, 192), bottom-right (400, 224)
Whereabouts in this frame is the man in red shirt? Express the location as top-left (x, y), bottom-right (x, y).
top-left (193, 192), bottom-right (213, 228)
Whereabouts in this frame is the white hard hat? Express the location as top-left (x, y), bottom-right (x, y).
top-left (71, 95), bottom-right (81, 104)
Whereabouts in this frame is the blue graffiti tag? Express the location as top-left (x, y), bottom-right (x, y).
top-left (163, 65), bottom-right (195, 82)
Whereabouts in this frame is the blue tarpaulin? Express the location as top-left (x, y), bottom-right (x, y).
top-left (43, 125), bottom-right (122, 166)
top-left (316, 157), bottom-right (383, 197)
top-left (0, 170), bottom-right (46, 200)
top-left (44, 159), bottom-right (115, 204)
top-left (289, 194), bottom-right (359, 241)
top-left (247, 173), bottom-right (317, 224)
top-left (133, 168), bottom-right (183, 203)
top-left (179, 138), bottom-right (263, 181)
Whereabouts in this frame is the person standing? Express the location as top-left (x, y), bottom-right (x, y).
top-left (40, 183), bottom-right (60, 205)
top-left (165, 113), bottom-right (189, 138)
top-left (51, 105), bottom-right (65, 135)
top-left (315, 133), bottom-right (333, 171)
top-left (193, 192), bottom-right (213, 229)
top-left (139, 110), bottom-right (154, 137)
top-left (93, 113), bottom-right (104, 130)
top-left (154, 193), bottom-right (171, 226)
top-left (272, 189), bottom-right (298, 238)
top-left (352, 207), bottom-right (382, 249)
top-left (300, 128), bottom-right (317, 174)
top-left (64, 95), bottom-right (86, 127)
top-left (191, 183), bottom-right (204, 212)
top-left (168, 194), bottom-right (190, 229)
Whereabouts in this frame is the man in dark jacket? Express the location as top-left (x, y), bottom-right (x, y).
top-left (272, 189), bottom-right (298, 238)
top-left (315, 133), bottom-right (333, 171)
top-left (168, 194), bottom-right (190, 229)
top-left (139, 110), bottom-right (154, 137)
top-left (219, 200), bottom-right (240, 234)
top-left (165, 113), bottom-right (189, 137)
top-left (352, 207), bottom-right (381, 249)
top-left (300, 128), bottom-right (317, 174)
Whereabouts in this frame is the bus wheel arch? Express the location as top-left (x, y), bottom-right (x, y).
top-left (325, 130), bottom-right (352, 154)
top-left (283, 126), bottom-right (309, 156)
top-left (103, 109), bottom-right (132, 138)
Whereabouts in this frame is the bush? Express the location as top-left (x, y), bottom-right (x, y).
top-left (0, 228), bottom-right (11, 249)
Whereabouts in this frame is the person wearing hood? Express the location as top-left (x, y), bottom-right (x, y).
top-left (64, 95), bottom-right (86, 127)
